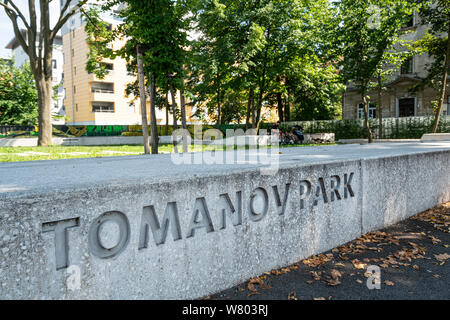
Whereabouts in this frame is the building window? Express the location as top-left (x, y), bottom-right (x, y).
top-left (52, 59), bottom-right (57, 69)
top-left (74, 66), bottom-right (76, 75)
top-left (447, 96), bottom-right (450, 115)
top-left (401, 57), bottom-right (413, 74)
top-left (398, 98), bottom-right (415, 117)
top-left (92, 102), bottom-right (114, 113)
top-left (72, 48), bottom-right (74, 57)
top-left (358, 103), bottom-right (377, 119)
top-left (91, 82), bottom-right (114, 93)
top-left (73, 85), bottom-right (76, 94)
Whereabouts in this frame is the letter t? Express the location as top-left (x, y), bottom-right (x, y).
top-left (42, 218), bottom-right (80, 270)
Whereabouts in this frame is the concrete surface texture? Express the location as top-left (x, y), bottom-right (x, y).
top-left (0, 142), bottom-right (449, 299)
top-left (421, 133), bottom-right (450, 142)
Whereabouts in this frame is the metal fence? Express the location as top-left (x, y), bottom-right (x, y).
top-left (0, 125), bottom-right (35, 135)
top-left (282, 116), bottom-right (450, 140)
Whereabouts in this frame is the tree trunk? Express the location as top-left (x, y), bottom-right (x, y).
top-left (170, 84), bottom-right (178, 153)
top-left (362, 93), bottom-right (373, 143)
top-left (286, 87), bottom-right (292, 122)
top-left (276, 76), bottom-right (283, 122)
top-left (164, 94), bottom-right (169, 136)
top-left (377, 74), bottom-right (383, 139)
top-left (245, 88), bottom-right (254, 130)
top-left (216, 71), bottom-right (221, 128)
top-left (149, 73), bottom-right (158, 154)
top-left (35, 75), bottom-right (53, 146)
top-left (431, 25), bottom-right (450, 133)
top-left (286, 77), bottom-right (293, 122)
top-left (136, 46), bottom-right (150, 154)
top-left (255, 70), bottom-right (267, 129)
top-left (277, 92), bottom-right (284, 122)
top-left (180, 74), bottom-right (188, 153)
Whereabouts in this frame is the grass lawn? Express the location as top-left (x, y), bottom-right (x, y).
top-left (0, 143), bottom-right (336, 162)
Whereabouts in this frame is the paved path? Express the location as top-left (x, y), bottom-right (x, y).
top-left (2, 142), bottom-right (450, 198)
top-left (210, 204), bottom-right (450, 300)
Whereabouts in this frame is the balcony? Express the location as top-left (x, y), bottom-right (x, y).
top-left (91, 82), bottom-right (114, 94)
top-left (92, 101), bottom-right (114, 113)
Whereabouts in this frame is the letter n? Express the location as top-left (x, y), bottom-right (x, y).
top-left (219, 192), bottom-right (242, 229)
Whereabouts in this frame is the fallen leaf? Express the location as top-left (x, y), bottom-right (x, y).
top-left (384, 280), bottom-right (395, 286)
top-left (330, 269), bottom-right (342, 280)
top-left (313, 297), bottom-right (326, 300)
top-left (310, 271), bottom-right (322, 281)
top-left (413, 265), bottom-right (420, 270)
top-left (429, 235), bottom-right (441, 244)
top-left (288, 292), bottom-right (297, 300)
top-left (326, 278), bottom-right (341, 286)
top-left (434, 253), bottom-right (450, 262)
top-left (351, 259), bottom-right (367, 269)
top-left (247, 276), bottom-right (271, 294)
top-left (356, 279), bottom-right (363, 284)
top-left (433, 274), bottom-right (440, 279)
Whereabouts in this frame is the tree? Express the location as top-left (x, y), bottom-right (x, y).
top-left (85, 0), bottom-right (193, 154)
top-left (0, 0), bottom-right (87, 145)
top-left (0, 60), bottom-right (38, 125)
top-left (414, 0), bottom-right (450, 133)
top-left (338, 0), bottom-right (417, 142)
top-left (190, 0), bottom-right (342, 127)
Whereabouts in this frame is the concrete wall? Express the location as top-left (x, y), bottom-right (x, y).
top-left (0, 143), bottom-right (449, 299)
top-left (0, 134), bottom-right (334, 147)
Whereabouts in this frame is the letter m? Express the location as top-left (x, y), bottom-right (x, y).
top-left (139, 202), bottom-right (182, 249)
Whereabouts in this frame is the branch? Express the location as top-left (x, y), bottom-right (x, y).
top-left (1, 4), bottom-right (29, 54)
top-left (28, 0), bottom-right (38, 62)
top-left (50, 0), bottom-right (89, 41)
top-left (0, 1), bottom-right (31, 30)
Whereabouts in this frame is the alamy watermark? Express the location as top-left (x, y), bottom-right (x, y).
top-left (170, 126), bottom-right (281, 176)
top-left (366, 265), bottom-right (381, 290)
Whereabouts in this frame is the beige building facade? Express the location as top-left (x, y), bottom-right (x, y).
top-left (62, 4), bottom-right (194, 126)
top-left (343, 12), bottom-right (450, 120)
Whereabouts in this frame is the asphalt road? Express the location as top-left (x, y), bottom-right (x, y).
top-left (210, 206), bottom-right (450, 300)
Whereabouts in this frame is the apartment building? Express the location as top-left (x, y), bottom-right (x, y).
top-left (343, 11), bottom-right (450, 119)
top-left (61, 1), bottom-right (194, 126)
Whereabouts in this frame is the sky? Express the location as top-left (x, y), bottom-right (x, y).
top-left (0, 0), bottom-right (62, 59)
top-left (0, 0), bottom-right (29, 58)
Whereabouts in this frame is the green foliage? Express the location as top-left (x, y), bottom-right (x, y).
top-left (338, 0), bottom-right (418, 94)
top-left (411, 0), bottom-right (450, 93)
top-left (189, 0), bottom-right (344, 124)
top-left (0, 60), bottom-right (38, 125)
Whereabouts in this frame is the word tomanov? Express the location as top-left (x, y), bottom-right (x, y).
top-left (41, 172), bottom-right (355, 270)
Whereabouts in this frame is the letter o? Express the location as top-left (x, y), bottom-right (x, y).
top-left (249, 187), bottom-right (269, 221)
top-left (88, 211), bottom-right (130, 259)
